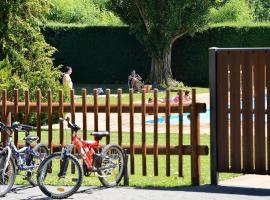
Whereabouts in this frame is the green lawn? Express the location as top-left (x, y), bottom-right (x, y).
top-left (14, 130), bottom-right (238, 187)
top-left (74, 84), bottom-right (209, 104)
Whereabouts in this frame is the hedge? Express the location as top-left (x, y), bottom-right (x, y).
top-left (43, 24), bottom-right (270, 87)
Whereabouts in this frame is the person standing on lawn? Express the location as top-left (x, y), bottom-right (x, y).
top-left (63, 66), bottom-right (73, 90)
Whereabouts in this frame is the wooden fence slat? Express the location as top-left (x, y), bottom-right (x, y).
top-left (191, 89), bottom-right (200, 185)
top-left (178, 90), bottom-right (183, 177)
top-left (106, 89), bottom-right (110, 144)
top-left (59, 90), bottom-right (64, 146)
top-left (254, 51), bottom-right (266, 174)
top-left (70, 89), bottom-right (75, 173)
top-left (129, 89), bottom-right (135, 175)
top-left (48, 90), bottom-right (53, 151)
top-left (1, 90), bottom-right (7, 144)
top-left (141, 89), bottom-right (147, 176)
top-left (217, 51), bottom-right (229, 171)
top-left (242, 51), bottom-right (254, 173)
top-left (267, 51), bottom-right (270, 174)
top-left (24, 90), bottom-right (30, 127)
top-left (93, 89), bottom-right (98, 132)
top-left (82, 89), bottom-right (87, 140)
top-left (165, 89), bottom-right (170, 176)
top-left (154, 89), bottom-right (159, 176)
top-left (117, 89), bottom-right (122, 146)
top-left (14, 89), bottom-right (19, 147)
top-left (70, 90), bottom-right (75, 124)
top-left (230, 51), bottom-right (241, 172)
top-left (36, 89), bottom-right (41, 143)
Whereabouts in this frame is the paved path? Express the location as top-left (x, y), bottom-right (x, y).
top-left (3, 175), bottom-right (270, 200)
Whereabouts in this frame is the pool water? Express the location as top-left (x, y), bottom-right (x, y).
top-left (146, 109), bottom-right (210, 125)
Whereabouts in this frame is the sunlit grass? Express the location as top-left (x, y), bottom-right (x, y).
top-left (14, 132), bottom-right (239, 187)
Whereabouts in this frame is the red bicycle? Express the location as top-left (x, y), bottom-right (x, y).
top-left (37, 117), bottom-right (125, 199)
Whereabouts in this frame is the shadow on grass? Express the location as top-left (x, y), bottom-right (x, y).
top-left (131, 184), bottom-right (270, 196)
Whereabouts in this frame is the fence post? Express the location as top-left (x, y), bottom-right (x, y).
top-left (117, 89), bottom-right (122, 146)
top-left (106, 89), bottom-right (110, 144)
top-left (123, 149), bottom-right (129, 186)
top-left (36, 89), bottom-right (41, 143)
top-left (14, 89), bottom-right (19, 147)
top-left (190, 89), bottom-right (200, 185)
top-left (1, 90), bottom-right (7, 146)
top-left (209, 47), bottom-right (218, 185)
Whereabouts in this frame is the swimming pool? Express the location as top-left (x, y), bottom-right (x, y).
top-left (146, 98), bottom-right (268, 125)
top-left (146, 108), bottom-right (211, 125)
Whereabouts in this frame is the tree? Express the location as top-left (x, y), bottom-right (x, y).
top-left (248, 0), bottom-right (270, 21)
top-left (0, 0), bottom-right (62, 100)
top-left (108, 0), bottom-right (211, 85)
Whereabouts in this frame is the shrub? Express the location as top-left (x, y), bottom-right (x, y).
top-left (0, 0), bottom-right (67, 125)
top-left (46, 0), bottom-right (123, 25)
top-left (209, 0), bottom-right (254, 23)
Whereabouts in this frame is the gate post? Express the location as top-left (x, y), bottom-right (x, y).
top-left (190, 89), bottom-right (200, 185)
top-left (209, 47), bottom-right (219, 185)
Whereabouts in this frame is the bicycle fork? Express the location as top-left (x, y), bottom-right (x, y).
top-left (58, 144), bottom-right (73, 178)
top-left (0, 147), bottom-right (12, 181)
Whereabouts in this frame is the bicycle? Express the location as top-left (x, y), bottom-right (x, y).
top-left (37, 117), bottom-right (126, 199)
top-left (0, 121), bottom-right (49, 197)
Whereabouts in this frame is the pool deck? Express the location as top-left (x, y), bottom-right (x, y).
top-left (49, 93), bottom-right (210, 134)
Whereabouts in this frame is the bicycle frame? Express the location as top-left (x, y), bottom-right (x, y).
top-left (71, 130), bottom-right (101, 170)
top-left (7, 136), bottom-right (37, 171)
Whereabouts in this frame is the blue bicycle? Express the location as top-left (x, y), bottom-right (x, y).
top-left (0, 122), bottom-right (49, 197)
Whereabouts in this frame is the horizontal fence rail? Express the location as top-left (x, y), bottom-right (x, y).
top-left (0, 88), bottom-right (207, 185)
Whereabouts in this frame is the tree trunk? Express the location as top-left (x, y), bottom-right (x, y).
top-left (150, 45), bottom-right (172, 86)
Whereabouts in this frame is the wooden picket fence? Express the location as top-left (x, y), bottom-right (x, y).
top-left (0, 88), bottom-right (208, 185)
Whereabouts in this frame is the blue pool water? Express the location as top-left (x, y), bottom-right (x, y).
top-left (146, 109), bottom-right (211, 125)
top-left (146, 97), bottom-right (268, 125)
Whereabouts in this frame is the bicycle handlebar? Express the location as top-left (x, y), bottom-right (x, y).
top-left (59, 117), bottom-right (80, 132)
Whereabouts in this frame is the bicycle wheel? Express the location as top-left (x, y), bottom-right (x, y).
top-left (98, 144), bottom-right (125, 187)
top-left (37, 152), bottom-right (83, 199)
top-left (0, 156), bottom-right (16, 197)
top-left (27, 143), bottom-right (49, 186)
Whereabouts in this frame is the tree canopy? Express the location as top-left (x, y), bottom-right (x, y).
top-left (108, 0), bottom-right (211, 85)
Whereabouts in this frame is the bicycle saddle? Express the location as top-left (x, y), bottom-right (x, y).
top-left (24, 135), bottom-right (39, 143)
top-left (91, 131), bottom-right (109, 140)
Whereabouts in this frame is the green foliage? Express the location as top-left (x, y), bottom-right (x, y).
top-left (46, 0), bottom-right (123, 25)
top-left (107, 0), bottom-right (211, 59)
top-left (0, 0), bottom-right (66, 125)
top-left (209, 0), bottom-right (254, 23)
top-left (159, 79), bottom-right (185, 91)
top-left (107, 0), bottom-right (211, 84)
top-left (0, 0), bottom-right (62, 101)
top-left (44, 23), bottom-right (270, 87)
top-left (248, 0), bottom-right (270, 21)
top-left (43, 26), bottom-right (151, 85)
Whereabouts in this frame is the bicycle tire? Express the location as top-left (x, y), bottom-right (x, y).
top-left (0, 157), bottom-right (16, 197)
top-left (98, 144), bottom-right (125, 187)
top-left (37, 152), bottom-right (83, 199)
top-left (27, 143), bottom-right (49, 187)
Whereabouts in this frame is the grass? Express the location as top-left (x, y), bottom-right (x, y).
top-left (14, 130), bottom-right (239, 187)
top-left (74, 84), bottom-right (209, 104)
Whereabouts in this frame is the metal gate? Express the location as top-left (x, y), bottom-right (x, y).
top-left (209, 48), bottom-right (270, 184)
